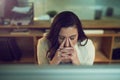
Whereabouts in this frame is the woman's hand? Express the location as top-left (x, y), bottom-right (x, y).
top-left (60, 38), bottom-right (80, 65)
top-left (50, 38), bottom-right (80, 65)
top-left (67, 38), bottom-right (80, 65)
top-left (49, 38), bottom-right (66, 64)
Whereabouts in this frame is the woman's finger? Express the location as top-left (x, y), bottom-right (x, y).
top-left (59, 38), bottom-right (66, 48)
top-left (60, 47), bottom-right (73, 52)
top-left (68, 38), bottom-right (74, 47)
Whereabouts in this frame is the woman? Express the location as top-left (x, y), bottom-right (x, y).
top-left (37, 11), bottom-right (95, 65)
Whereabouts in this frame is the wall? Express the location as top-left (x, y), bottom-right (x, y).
top-left (18, 0), bottom-right (120, 20)
top-left (45, 0), bottom-right (96, 20)
top-left (96, 0), bottom-right (120, 16)
top-left (0, 0), bottom-right (5, 17)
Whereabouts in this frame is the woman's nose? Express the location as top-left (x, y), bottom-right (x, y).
top-left (64, 38), bottom-right (70, 47)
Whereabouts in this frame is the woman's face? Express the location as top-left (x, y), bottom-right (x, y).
top-left (58, 25), bottom-right (78, 47)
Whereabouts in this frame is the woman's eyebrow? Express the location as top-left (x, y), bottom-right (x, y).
top-left (59, 35), bottom-right (65, 38)
top-left (59, 35), bottom-right (63, 37)
top-left (69, 35), bottom-right (76, 38)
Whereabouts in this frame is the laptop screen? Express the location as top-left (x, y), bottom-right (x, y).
top-left (0, 64), bottom-right (120, 80)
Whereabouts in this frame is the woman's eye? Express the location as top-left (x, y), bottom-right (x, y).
top-left (59, 36), bottom-right (65, 40)
top-left (70, 37), bottom-right (75, 40)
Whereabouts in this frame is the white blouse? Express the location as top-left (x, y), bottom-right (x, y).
top-left (37, 36), bottom-right (95, 65)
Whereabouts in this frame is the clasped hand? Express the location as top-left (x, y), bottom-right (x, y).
top-left (50, 38), bottom-right (80, 65)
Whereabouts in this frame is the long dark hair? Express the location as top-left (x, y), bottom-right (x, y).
top-left (47, 11), bottom-right (88, 60)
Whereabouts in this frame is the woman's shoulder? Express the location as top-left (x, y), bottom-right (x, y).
top-left (77, 39), bottom-right (95, 54)
top-left (80, 39), bottom-right (94, 46)
top-left (38, 36), bottom-right (49, 46)
top-left (87, 39), bottom-right (94, 45)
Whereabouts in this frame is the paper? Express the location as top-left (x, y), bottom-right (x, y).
top-left (84, 30), bottom-right (104, 34)
top-left (12, 6), bottom-right (32, 14)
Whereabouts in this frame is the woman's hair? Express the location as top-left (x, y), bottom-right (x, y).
top-left (47, 11), bottom-right (88, 60)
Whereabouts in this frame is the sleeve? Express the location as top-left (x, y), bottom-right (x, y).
top-left (37, 38), bottom-right (49, 64)
top-left (84, 39), bottom-right (95, 65)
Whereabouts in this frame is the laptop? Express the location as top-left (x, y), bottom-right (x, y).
top-left (0, 64), bottom-right (120, 80)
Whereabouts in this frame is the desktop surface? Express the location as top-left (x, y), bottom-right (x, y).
top-left (0, 64), bottom-right (120, 80)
